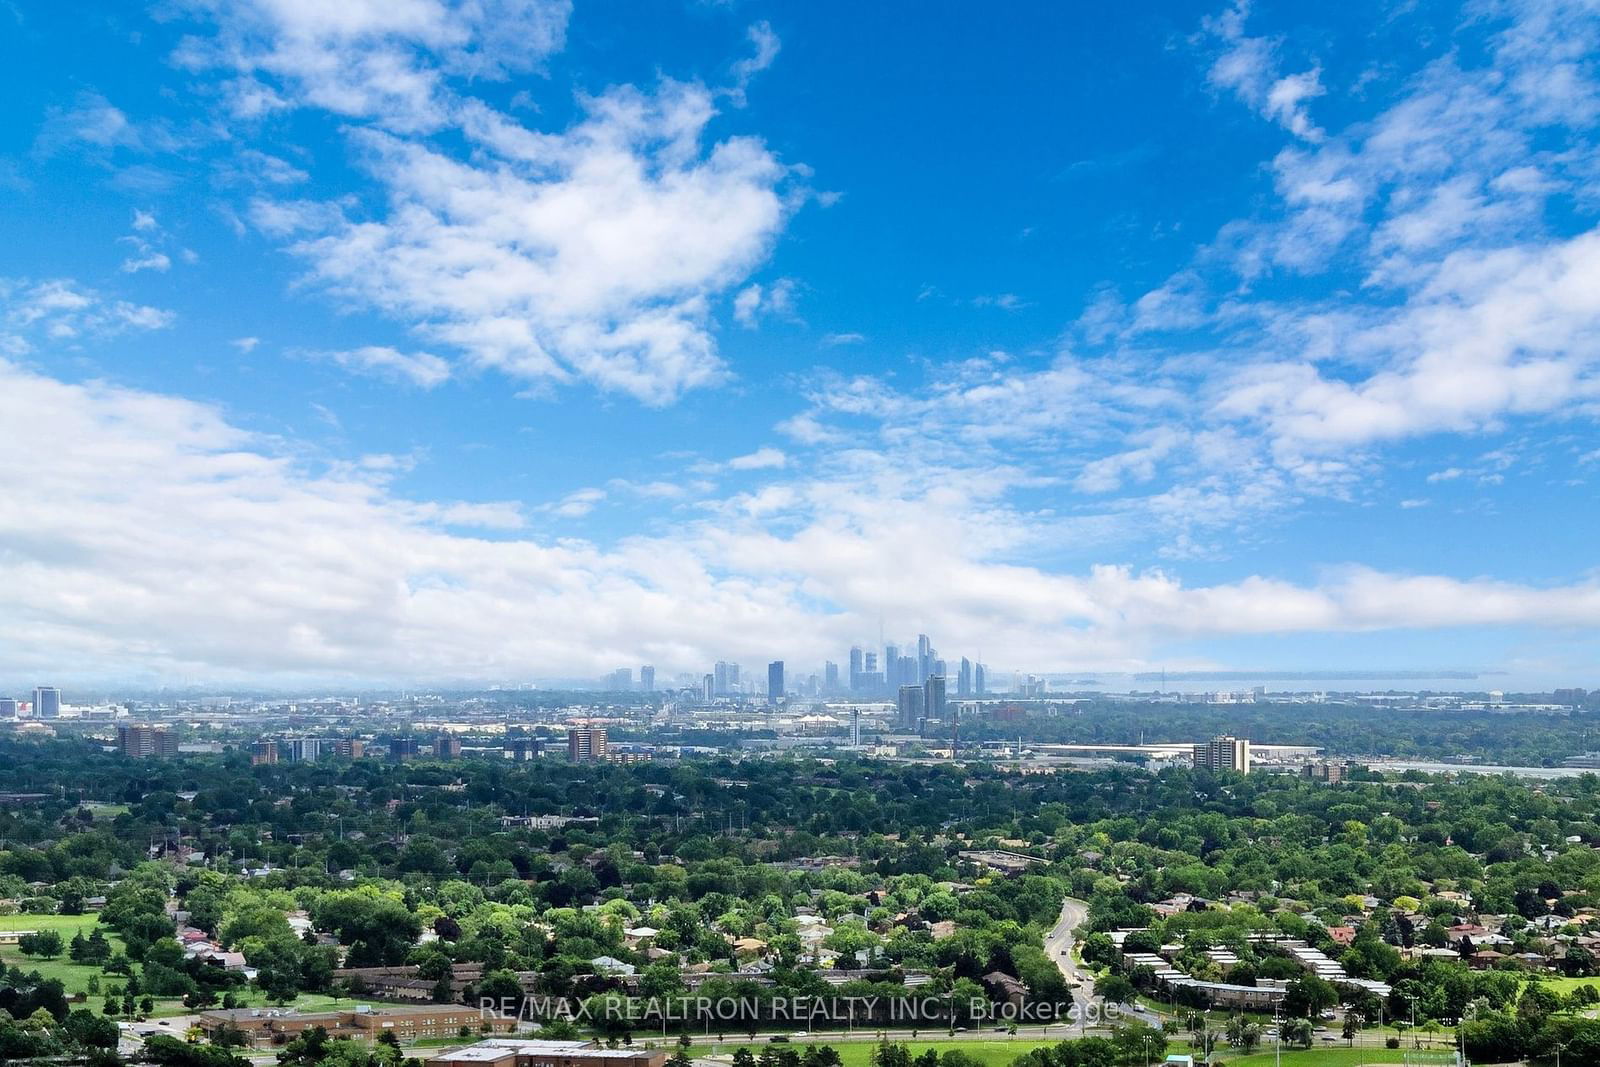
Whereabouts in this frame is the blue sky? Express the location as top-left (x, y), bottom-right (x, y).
top-left (2, 0), bottom-right (1600, 687)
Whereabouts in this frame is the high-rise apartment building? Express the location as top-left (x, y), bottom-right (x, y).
top-left (885, 644), bottom-right (900, 688)
top-left (118, 723), bottom-right (178, 758)
top-left (897, 684), bottom-right (925, 730)
top-left (33, 687), bottom-right (61, 719)
top-left (639, 666), bottom-right (655, 692)
top-left (433, 734), bottom-right (461, 759)
top-left (285, 737), bottom-right (335, 762)
top-left (250, 739), bottom-right (279, 765)
top-left (334, 738), bottom-right (365, 760)
top-left (849, 646), bottom-right (864, 690)
top-left (388, 737), bottom-right (418, 761)
top-left (824, 661), bottom-right (840, 693)
top-left (767, 660), bottom-right (784, 705)
top-left (568, 727), bottom-right (608, 762)
top-left (925, 675), bottom-right (948, 721)
top-left (1193, 735), bottom-right (1251, 774)
top-left (958, 658), bottom-right (973, 697)
top-left (0, 698), bottom-right (17, 718)
top-left (974, 663), bottom-right (987, 696)
top-left (504, 735), bottom-right (542, 761)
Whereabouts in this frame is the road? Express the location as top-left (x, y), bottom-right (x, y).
top-left (1043, 897), bottom-right (1161, 1030)
top-left (1044, 896), bottom-right (1095, 1006)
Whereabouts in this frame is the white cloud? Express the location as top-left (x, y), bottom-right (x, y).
top-left (549, 487), bottom-right (605, 518)
top-left (1202, 1), bottom-right (1325, 141)
top-left (728, 20), bottom-right (780, 106)
top-left (973, 292), bottom-right (1028, 311)
top-left (231, 336), bottom-right (261, 353)
top-left (257, 80), bottom-right (792, 403)
top-left (1213, 229), bottom-right (1600, 453)
top-left (322, 345), bottom-right (451, 388)
top-left (121, 251), bottom-right (171, 274)
top-left (727, 447), bottom-right (788, 471)
top-left (733, 277), bottom-right (799, 327)
top-left (173, 0), bottom-right (573, 133)
top-left (7, 356), bottom-right (1600, 682)
top-left (34, 92), bottom-right (145, 154)
top-left (821, 332), bottom-right (865, 347)
top-left (0, 278), bottom-right (173, 354)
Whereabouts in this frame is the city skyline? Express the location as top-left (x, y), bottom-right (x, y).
top-left (4, 1), bottom-right (1600, 686)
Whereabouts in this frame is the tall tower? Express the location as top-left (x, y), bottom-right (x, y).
top-left (767, 660), bottom-right (784, 705)
top-left (958, 657), bottom-right (973, 697)
top-left (925, 675), bottom-right (947, 721)
top-left (640, 665), bottom-right (655, 692)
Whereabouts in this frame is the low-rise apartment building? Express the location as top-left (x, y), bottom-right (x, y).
top-left (198, 1004), bottom-right (516, 1046)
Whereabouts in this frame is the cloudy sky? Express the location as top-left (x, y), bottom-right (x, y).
top-left (3, 0), bottom-right (1600, 688)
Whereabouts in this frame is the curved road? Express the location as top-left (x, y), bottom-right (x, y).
top-left (1044, 897), bottom-right (1161, 1030)
top-left (1044, 897), bottom-right (1097, 1008)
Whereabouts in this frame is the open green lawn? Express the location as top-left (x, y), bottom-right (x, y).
top-left (0, 912), bottom-right (108, 935)
top-left (81, 803), bottom-right (130, 817)
top-left (0, 913), bottom-right (388, 1020)
top-left (1222, 1050), bottom-right (1449, 1066)
top-left (693, 1040), bottom-right (1061, 1067)
top-left (0, 949), bottom-right (107, 993)
top-left (1523, 975), bottom-right (1600, 996)
top-left (0, 913), bottom-right (123, 1001)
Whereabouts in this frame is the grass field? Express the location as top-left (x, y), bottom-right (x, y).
top-left (0, 913), bottom-right (120, 999)
top-left (1524, 975), bottom-right (1600, 996)
top-left (693, 1040), bottom-right (1063, 1067)
top-left (0, 913), bottom-right (109, 935)
top-left (1222, 1049), bottom-right (1451, 1066)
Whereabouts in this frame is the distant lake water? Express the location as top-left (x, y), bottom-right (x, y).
top-left (1369, 759), bottom-right (1592, 779)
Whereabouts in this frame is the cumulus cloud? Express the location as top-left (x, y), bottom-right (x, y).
top-left (254, 80), bottom-right (792, 403)
top-left (173, 0), bottom-right (572, 132)
top-left (175, 0), bottom-right (796, 404)
top-left (8, 356), bottom-right (1600, 683)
